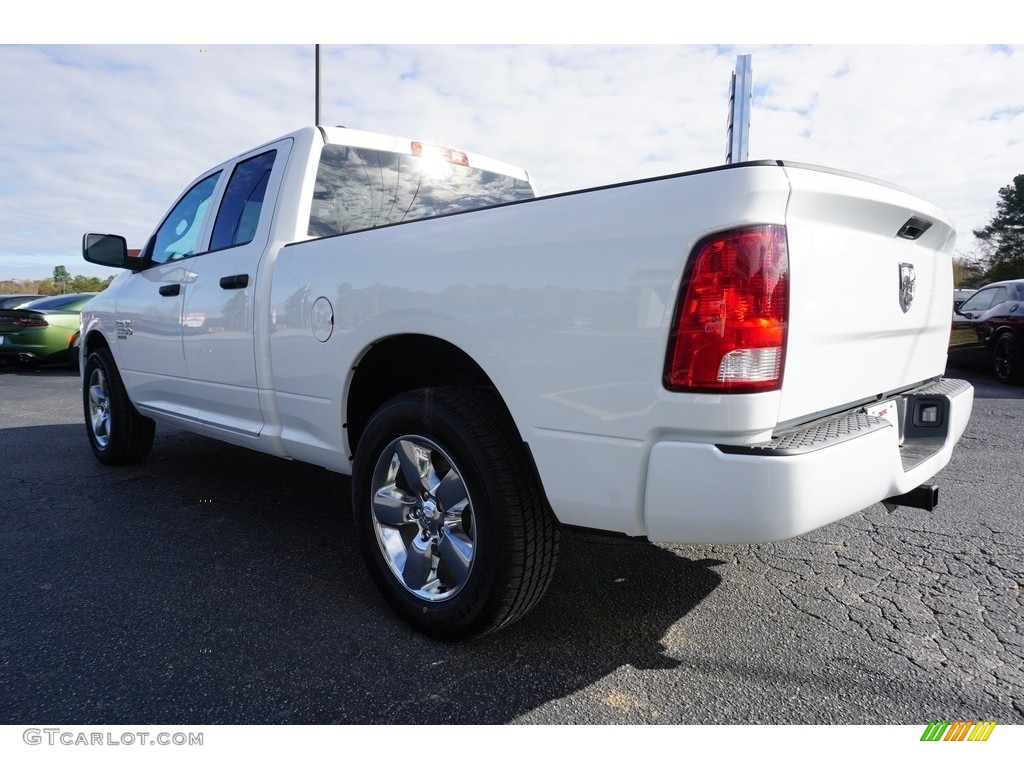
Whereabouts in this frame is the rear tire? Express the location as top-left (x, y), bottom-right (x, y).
top-left (352, 387), bottom-right (560, 640)
top-left (993, 333), bottom-right (1022, 385)
top-left (83, 347), bottom-right (155, 464)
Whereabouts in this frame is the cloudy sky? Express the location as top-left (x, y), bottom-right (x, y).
top-left (3, 9), bottom-right (1023, 281)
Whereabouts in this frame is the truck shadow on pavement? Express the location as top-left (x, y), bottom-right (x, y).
top-left (0, 423), bottom-right (722, 725)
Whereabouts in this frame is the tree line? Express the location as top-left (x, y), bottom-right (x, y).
top-left (0, 266), bottom-right (115, 296)
top-left (954, 173), bottom-right (1024, 288)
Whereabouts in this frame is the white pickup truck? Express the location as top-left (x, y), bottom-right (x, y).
top-left (81, 126), bottom-right (973, 639)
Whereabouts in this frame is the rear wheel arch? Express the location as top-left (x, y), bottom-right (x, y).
top-left (346, 334), bottom-right (508, 454)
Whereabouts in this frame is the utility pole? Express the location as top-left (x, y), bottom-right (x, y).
top-left (315, 44), bottom-right (322, 126)
top-left (726, 54), bottom-right (752, 164)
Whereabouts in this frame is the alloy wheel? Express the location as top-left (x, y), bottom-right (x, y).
top-left (87, 367), bottom-right (111, 449)
top-left (369, 435), bottom-right (476, 602)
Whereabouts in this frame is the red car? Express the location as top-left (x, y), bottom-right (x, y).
top-left (949, 279), bottom-right (1024, 384)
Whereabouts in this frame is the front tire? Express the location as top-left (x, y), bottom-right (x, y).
top-left (993, 333), bottom-right (1022, 385)
top-left (82, 347), bottom-right (155, 464)
top-left (352, 387), bottom-right (559, 640)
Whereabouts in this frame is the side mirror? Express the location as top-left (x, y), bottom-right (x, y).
top-left (83, 233), bottom-right (139, 269)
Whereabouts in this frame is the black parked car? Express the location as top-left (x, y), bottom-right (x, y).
top-left (948, 279), bottom-right (1024, 384)
top-left (0, 294), bottom-right (43, 309)
top-left (952, 288), bottom-right (975, 311)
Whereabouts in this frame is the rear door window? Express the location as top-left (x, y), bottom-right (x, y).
top-left (210, 150), bottom-right (277, 251)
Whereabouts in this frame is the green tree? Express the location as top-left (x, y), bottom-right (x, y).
top-left (69, 274), bottom-right (111, 292)
top-left (952, 253), bottom-right (986, 289)
top-left (52, 265), bottom-right (72, 294)
top-left (974, 174), bottom-right (1024, 283)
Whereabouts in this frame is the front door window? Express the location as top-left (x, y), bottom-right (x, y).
top-left (148, 172), bottom-right (222, 264)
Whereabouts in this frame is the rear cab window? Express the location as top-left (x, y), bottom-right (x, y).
top-left (308, 144), bottom-right (535, 238)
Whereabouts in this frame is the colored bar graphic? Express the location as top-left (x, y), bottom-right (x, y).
top-left (920, 720), bottom-right (996, 742)
top-left (969, 721), bottom-right (997, 742)
top-left (945, 721), bottom-right (973, 741)
top-left (921, 721), bottom-right (949, 741)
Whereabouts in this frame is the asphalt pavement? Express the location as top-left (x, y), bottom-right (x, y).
top-left (1, 361), bottom-right (1021, 724)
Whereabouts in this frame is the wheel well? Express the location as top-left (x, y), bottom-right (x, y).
top-left (83, 330), bottom-right (110, 358)
top-left (346, 335), bottom-right (503, 454)
top-left (994, 329), bottom-right (1022, 357)
top-left (990, 328), bottom-right (1020, 356)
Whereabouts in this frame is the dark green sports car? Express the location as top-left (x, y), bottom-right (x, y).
top-left (0, 293), bottom-right (97, 367)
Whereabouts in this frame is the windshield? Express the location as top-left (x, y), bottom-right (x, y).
top-left (308, 144), bottom-right (534, 238)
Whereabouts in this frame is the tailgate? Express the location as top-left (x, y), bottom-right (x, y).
top-left (778, 164), bottom-right (956, 425)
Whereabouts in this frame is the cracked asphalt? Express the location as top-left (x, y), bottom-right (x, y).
top-left (1, 362), bottom-right (1021, 725)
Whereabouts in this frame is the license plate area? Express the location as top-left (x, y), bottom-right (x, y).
top-left (866, 398), bottom-right (903, 443)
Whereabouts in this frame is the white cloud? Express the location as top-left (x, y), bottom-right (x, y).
top-left (1, 43), bottom-right (1023, 280)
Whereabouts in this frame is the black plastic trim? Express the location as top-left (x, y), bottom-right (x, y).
top-left (219, 274), bottom-right (249, 290)
top-left (896, 216), bottom-right (933, 240)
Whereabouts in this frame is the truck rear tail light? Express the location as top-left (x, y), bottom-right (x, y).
top-left (664, 225), bottom-right (789, 393)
